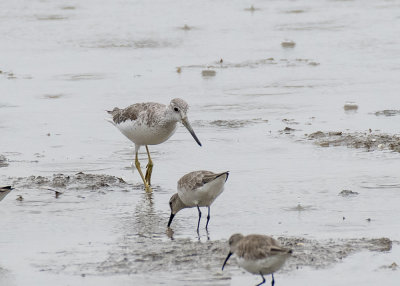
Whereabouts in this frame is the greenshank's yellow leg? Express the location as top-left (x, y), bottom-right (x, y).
top-left (145, 145), bottom-right (153, 185)
top-left (135, 150), bottom-right (151, 192)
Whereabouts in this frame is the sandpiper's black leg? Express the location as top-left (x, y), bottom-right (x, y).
top-left (256, 272), bottom-right (266, 286)
top-left (196, 206), bottom-right (202, 233)
top-left (271, 273), bottom-right (275, 286)
top-left (205, 206), bottom-right (211, 230)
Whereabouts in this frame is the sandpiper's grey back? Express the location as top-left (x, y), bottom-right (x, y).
top-left (234, 234), bottom-right (292, 261)
top-left (177, 170), bottom-right (228, 192)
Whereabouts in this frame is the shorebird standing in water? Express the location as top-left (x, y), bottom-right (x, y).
top-left (222, 233), bottom-right (292, 286)
top-left (168, 170), bottom-right (229, 233)
top-left (0, 186), bottom-right (13, 202)
top-left (107, 98), bottom-right (201, 192)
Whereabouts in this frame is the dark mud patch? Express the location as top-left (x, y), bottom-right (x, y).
top-left (201, 70), bottom-right (216, 77)
top-left (42, 94), bottom-right (65, 99)
top-left (344, 102), bottom-right (358, 111)
top-left (284, 9), bottom-right (306, 14)
top-left (55, 73), bottom-right (106, 81)
top-left (11, 172), bottom-right (133, 191)
top-left (339, 190), bottom-right (359, 197)
top-left (97, 237), bottom-right (228, 274)
top-left (194, 119), bottom-right (268, 129)
top-left (282, 118), bottom-right (300, 125)
top-left (0, 70), bottom-right (17, 79)
top-left (281, 40), bottom-right (296, 48)
top-left (306, 131), bottom-right (400, 152)
top-left (0, 103), bottom-right (18, 109)
top-left (374, 110), bottom-right (400, 117)
top-left (0, 155), bottom-right (9, 168)
top-left (61, 6), bottom-right (76, 10)
top-left (284, 204), bottom-right (315, 212)
top-left (81, 38), bottom-right (176, 49)
top-left (279, 237), bottom-right (392, 270)
top-left (276, 20), bottom-right (346, 32)
top-left (178, 24), bottom-right (195, 31)
top-left (244, 5), bottom-right (260, 12)
top-left (0, 266), bottom-right (10, 278)
top-left (279, 127), bottom-right (298, 134)
top-left (35, 15), bottom-right (68, 21)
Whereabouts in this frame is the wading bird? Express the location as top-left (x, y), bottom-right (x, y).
top-left (222, 233), bottom-right (292, 286)
top-left (107, 98), bottom-right (201, 192)
top-left (168, 170), bottom-right (229, 232)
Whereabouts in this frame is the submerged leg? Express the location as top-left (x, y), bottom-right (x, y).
top-left (271, 273), bottom-right (275, 286)
top-left (205, 206), bottom-right (211, 230)
top-left (196, 206), bottom-right (202, 233)
top-left (144, 145), bottom-right (153, 185)
top-left (134, 146), bottom-right (151, 192)
top-left (256, 272), bottom-right (266, 286)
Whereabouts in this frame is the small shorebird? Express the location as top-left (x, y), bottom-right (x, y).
top-left (0, 186), bottom-right (13, 202)
top-left (107, 98), bottom-right (201, 192)
top-left (167, 170), bottom-right (229, 232)
top-left (222, 233), bottom-right (292, 286)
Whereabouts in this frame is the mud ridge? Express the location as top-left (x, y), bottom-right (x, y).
top-left (194, 119), bottom-right (268, 129)
top-left (11, 172), bottom-right (134, 191)
top-left (306, 131), bottom-right (400, 152)
top-left (179, 57), bottom-right (319, 71)
top-left (39, 235), bottom-right (393, 278)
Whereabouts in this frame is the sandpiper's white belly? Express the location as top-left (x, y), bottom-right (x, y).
top-left (116, 120), bottom-right (178, 146)
top-left (237, 255), bottom-right (288, 275)
top-left (178, 174), bottom-right (227, 207)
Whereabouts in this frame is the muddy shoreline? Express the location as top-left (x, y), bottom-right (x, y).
top-left (2, 172), bottom-right (396, 283)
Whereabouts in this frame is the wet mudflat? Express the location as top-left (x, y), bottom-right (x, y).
top-left (1, 0), bottom-right (400, 285)
top-left (1, 173), bottom-right (398, 285)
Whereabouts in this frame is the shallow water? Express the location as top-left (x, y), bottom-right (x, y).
top-left (1, 0), bottom-right (400, 285)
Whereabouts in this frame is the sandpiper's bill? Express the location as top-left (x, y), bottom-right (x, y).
top-left (222, 233), bottom-right (292, 286)
top-left (168, 170), bottom-right (229, 232)
top-left (107, 98), bottom-right (201, 192)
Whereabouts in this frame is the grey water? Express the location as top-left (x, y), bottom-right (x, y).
top-left (1, 0), bottom-right (400, 285)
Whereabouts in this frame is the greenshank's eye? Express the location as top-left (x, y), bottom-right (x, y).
top-left (174, 107), bottom-right (179, 112)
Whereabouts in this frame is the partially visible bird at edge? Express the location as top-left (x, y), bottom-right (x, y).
top-left (0, 186), bottom-right (13, 202)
